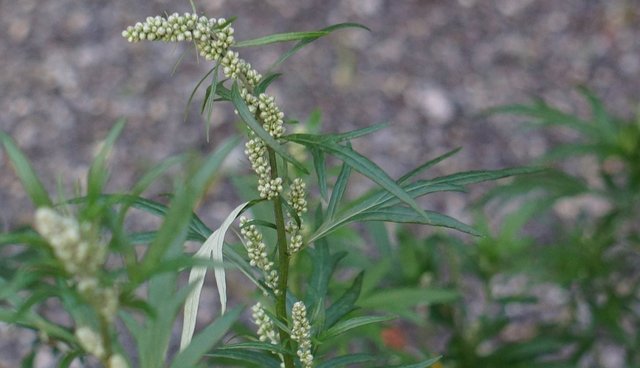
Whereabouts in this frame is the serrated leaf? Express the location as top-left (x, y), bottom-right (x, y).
top-left (286, 134), bottom-right (429, 224)
top-left (269, 23), bottom-right (370, 71)
top-left (316, 354), bottom-right (377, 368)
top-left (352, 206), bottom-right (480, 236)
top-left (311, 147), bottom-right (328, 199)
top-left (0, 131), bottom-right (52, 207)
top-left (206, 350), bottom-right (282, 368)
top-left (87, 119), bottom-right (125, 201)
top-left (231, 83), bottom-right (308, 173)
top-left (398, 147), bottom-right (461, 185)
top-left (181, 202), bottom-right (248, 351)
top-left (387, 356), bottom-right (442, 368)
top-left (326, 160), bottom-right (351, 220)
top-left (320, 315), bottom-right (395, 340)
top-left (310, 182), bottom-right (461, 243)
top-left (235, 31), bottom-right (329, 47)
top-left (326, 272), bottom-right (363, 328)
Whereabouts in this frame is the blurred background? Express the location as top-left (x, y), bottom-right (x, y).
top-left (1, 0), bottom-right (638, 226)
top-left (1, 0), bottom-right (639, 367)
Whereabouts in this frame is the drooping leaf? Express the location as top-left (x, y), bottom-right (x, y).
top-left (181, 202), bottom-right (248, 350)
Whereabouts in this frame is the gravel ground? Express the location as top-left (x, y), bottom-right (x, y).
top-left (1, 0), bottom-right (639, 366)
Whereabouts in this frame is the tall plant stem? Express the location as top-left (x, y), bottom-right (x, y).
top-left (267, 147), bottom-right (294, 368)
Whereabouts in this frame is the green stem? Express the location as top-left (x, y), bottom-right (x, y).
top-left (267, 147), bottom-right (294, 368)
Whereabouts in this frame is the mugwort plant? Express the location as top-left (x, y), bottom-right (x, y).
top-left (0, 6), bottom-right (533, 367)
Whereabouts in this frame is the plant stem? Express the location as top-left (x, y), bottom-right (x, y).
top-left (267, 147), bottom-right (294, 368)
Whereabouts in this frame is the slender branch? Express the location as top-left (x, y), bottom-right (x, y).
top-left (267, 147), bottom-right (294, 368)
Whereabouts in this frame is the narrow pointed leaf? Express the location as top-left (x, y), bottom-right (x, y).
top-left (310, 182), bottom-right (461, 243)
top-left (235, 31), bottom-right (329, 47)
top-left (326, 161), bottom-right (351, 219)
top-left (388, 357), bottom-right (442, 368)
top-left (87, 119), bottom-right (125, 200)
top-left (310, 147), bottom-right (328, 199)
top-left (398, 147), bottom-right (461, 185)
top-left (352, 206), bottom-right (480, 235)
top-left (320, 315), bottom-right (395, 340)
top-left (326, 272), bottom-right (364, 328)
top-left (286, 134), bottom-right (429, 222)
top-left (0, 132), bottom-right (52, 207)
top-left (316, 354), bottom-right (376, 368)
top-left (255, 73), bottom-right (282, 95)
top-left (269, 23), bottom-right (370, 70)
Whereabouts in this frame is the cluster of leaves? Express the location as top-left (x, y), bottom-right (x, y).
top-left (359, 88), bottom-right (639, 367)
top-left (0, 11), bottom-right (534, 368)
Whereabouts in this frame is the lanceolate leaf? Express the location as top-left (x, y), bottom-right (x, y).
top-left (316, 354), bottom-right (377, 368)
top-left (388, 357), bottom-right (442, 368)
top-left (181, 202), bottom-right (249, 351)
top-left (235, 31), bottom-right (329, 47)
top-left (326, 272), bottom-right (364, 328)
top-left (351, 206), bottom-right (480, 236)
top-left (87, 119), bottom-right (125, 201)
top-left (269, 22), bottom-right (370, 71)
top-left (398, 147), bottom-right (461, 185)
top-left (231, 83), bottom-right (308, 173)
top-left (319, 315), bottom-right (395, 340)
top-left (0, 132), bottom-right (53, 207)
top-left (310, 147), bottom-right (328, 199)
top-left (255, 73), bottom-right (282, 95)
top-left (309, 182), bottom-right (460, 243)
top-left (286, 134), bottom-right (429, 223)
top-left (326, 161), bottom-right (351, 220)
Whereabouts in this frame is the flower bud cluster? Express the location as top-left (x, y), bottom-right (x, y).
top-left (34, 208), bottom-right (119, 322)
top-left (34, 208), bottom-right (105, 276)
top-left (291, 302), bottom-right (313, 368)
top-left (257, 94), bottom-right (285, 138)
top-left (251, 302), bottom-right (279, 345)
top-left (285, 178), bottom-right (308, 253)
top-left (220, 51), bottom-right (261, 89)
top-left (245, 138), bottom-right (283, 199)
top-left (108, 354), bottom-right (129, 368)
top-left (122, 13), bottom-right (234, 62)
top-left (288, 178), bottom-right (308, 216)
top-left (76, 326), bottom-right (106, 359)
top-left (286, 221), bottom-right (304, 254)
top-left (240, 217), bottom-right (279, 292)
top-left (77, 278), bottom-right (119, 322)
